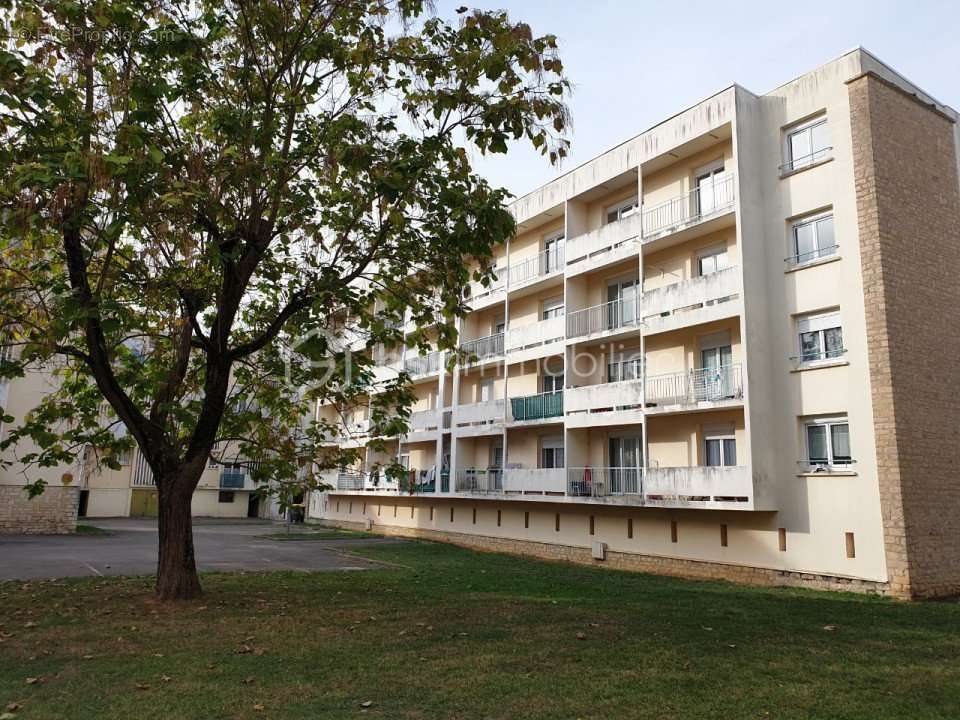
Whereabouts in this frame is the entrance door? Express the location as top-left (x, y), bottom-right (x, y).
top-left (699, 344), bottom-right (733, 400)
top-left (247, 493), bottom-right (260, 518)
top-left (608, 436), bottom-right (643, 495)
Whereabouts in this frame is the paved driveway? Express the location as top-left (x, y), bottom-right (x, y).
top-left (0, 518), bottom-right (398, 580)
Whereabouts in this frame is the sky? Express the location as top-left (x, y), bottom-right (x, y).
top-left (434, 0), bottom-right (960, 199)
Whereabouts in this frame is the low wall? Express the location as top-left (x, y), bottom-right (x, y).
top-left (0, 484), bottom-right (79, 534)
top-left (319, 517), bottom-right (891, 597)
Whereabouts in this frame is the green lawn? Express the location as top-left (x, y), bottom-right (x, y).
top-left (1, 541), bottom-right (959, 719)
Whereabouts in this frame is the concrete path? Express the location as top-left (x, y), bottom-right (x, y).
top-left (0, 518), bottom-right (401, 580)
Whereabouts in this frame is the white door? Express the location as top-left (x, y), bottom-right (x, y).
top-left (695, 164), bottom-right (726, 217)
top-left (608, 436), bottom-right (643, 494)
top-left (699, 345), bottom-right (733, 400)
top-left (607, 279), bottom-right (640, 329)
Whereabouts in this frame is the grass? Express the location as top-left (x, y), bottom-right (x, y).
top-left (1, 541), bottom-right (959, 719)
top-left (72, 525), bottom-right (112, 536)
top-left (258, 528), bottom-right (377, 541)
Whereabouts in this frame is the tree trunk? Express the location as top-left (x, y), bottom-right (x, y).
top-left (156, 479), bottom-right (203, 601)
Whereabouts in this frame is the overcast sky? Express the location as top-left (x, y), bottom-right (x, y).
top-left (435, 0), bottom-right (959, 198)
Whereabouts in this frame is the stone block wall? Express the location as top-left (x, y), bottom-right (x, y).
top-left (0, 485), bottom-right (80, 534)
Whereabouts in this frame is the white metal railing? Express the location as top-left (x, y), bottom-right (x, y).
top-left (784, 244), bottom-right (839, 269)
top-left (132, 449), bottom-right (156, 487)
top-left (404, 350), bottom-right (443, 376)
top-left (504, 315), bottom-right (565, 352)
top-left (566, 297), bottom-right (641, 339)
top-left (456, 468), bottom-right (503, 493)
top-left (336, 471), bottom-right (365, 491)
top-left (461, 332), bottom-right (504, 362)
top-left (645, 365), bottom-right (742, 407)
top-left (779, 146), bottom-right (833, 174)
top-left (566, 467), bottom-right (643, 497)
top-left (507, 246), bottom-right (565, 286)
top-left (642, 173), bottom-right (735, 238)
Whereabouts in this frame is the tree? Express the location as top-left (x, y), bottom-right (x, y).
top-left (0, 0), bottom-right (569, 599)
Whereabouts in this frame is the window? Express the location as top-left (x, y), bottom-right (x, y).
top-left (544, 233), bottom-right (565, 273)
top-left (542, 296), bottom-right (564, 320)
top-left (797, 311), bottom-right (844, 363)
top-left (541, 437), bottom-right (564, 469)
top-left (694, 162), bottom-right (729, 217)
top-left (790, 212), bottom-right (836, 266)
top-left (805, 417), bottom-right (852, 470)
top-left (605, 196), bottom-right (638, 224)
top-left (493, 318), bottom-right (506, 335)
top-left (784, 114), bottom-right (831, 172)
top-left (542, 371), bottom-right (563, 394)
top-left (218, 491), bottom-right (235, 503)
top-left (479, 378), bottom-right (495, 403)
top-left (704, 431), bottom-right (737, 467)
top-left (607, 353), bottom-right (642, 383)
top-left (607, 278), bottom-right (640, 329)
top-left (697, 245), bottom-right (729, 276)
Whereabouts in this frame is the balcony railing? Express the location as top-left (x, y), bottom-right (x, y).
top-left (502, 467), bottom-right (566, 494)
top-left (504, 315), bottom-right (565, 354)
top-left (779, 146), bottom-right (833, 174)
top-left (409, 408), bottom-right (442, 433)
top-left (461, 332), bottom-right (504, 362)
top-left (566, 297), bottom-right (641, 339)
top-left (566, 213), bottom-right (643, 268)
top-left (507, 246), bottom-right (565, 286)
top-left (336, 471), bottom-right (365, 491)
top-left (510, 391), bottom-right (563, 421)
top-left (642, 173), bottom-right (735, 238)
top-left (456, 468), bottom-right (503, 493)
top-left (466, 270), bottom-right (505, 304)
top-left (645, 365), bottom-right (743, 407)
top-left (566, 467), bottom-right (643, 497)
top-left (132, 449), bottom-right (156, 487)
top-left (404, 350), bottom-right (443, 377)
top-left (220, 468), bottom-right (247, 489)
top-left (454, 399), bottom-right (505, 427)
top-left (784, 244), bottom-right (839, 269)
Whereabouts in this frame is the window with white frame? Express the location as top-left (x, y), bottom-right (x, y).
top-left (804, 417), bottom-right (852, 470)
top-left (704, 428), bottom-right (737, 467)
top-left (606, 351), bottom-right (642, 383)
top-left (783, 114), bottom-right (831, 172)
top-left (540, 436), bottom-right (564, 469)
top-left (541, 296), bottom-right (564, 320)
top-left (796, 311), bottom-right (844, 363)
top-left (789, 212), bottom-right (836, 266)
top-left (605, 196), bottom-right (638, 224)
top-left (541, 370), bottom-right (563, 394)
top-left (696, 245), bottom-right (729, 276)
top-left (543, 232), bottom-right (565, 273)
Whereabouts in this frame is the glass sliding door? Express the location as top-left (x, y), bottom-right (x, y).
top-left (698, 344), bottom-right (733, 400)
top-left (608, 436), bottom-right (643, 495)
top-left (607, 279), bottom-right (639, 331)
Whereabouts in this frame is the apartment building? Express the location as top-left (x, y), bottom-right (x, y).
top-left (311, 48), bottom-right (960, 599)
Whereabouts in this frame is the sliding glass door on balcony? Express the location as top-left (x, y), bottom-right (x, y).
top-left (695, 164), bottom-right (730, 217)
top-left (607, 279), bottom-right (640, 330)
top-left (698, 345), bottom-right (736, 400)
top-left (608, 436), bottom-right (643, 494)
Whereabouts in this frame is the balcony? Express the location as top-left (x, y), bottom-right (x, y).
top-left (465, 270), bottom-right (506, 310)
top-left (504, 316), bottom-right (564, 362)
top-left (565, 213), bottom-right (643, 275)
top-left (643, 465), bottom-right (752, 509)
top-left (334, 470), bottom-right (400, 494)
top-left (404, 350), bottom-right (443, 378)
top-left (131, 450), bottom-right (156, 487)
top-left (219, 467), bottom-right (248, 489)
top-left (644, 365), bottom-right (743, 414)
top-left (640, 266), bottom-right (740, 334)
top-left (509, 391), bottom-right (563, 424)
top-left (461, 332), bottom-right (504, 365)
top-left (453, 399), bottom-right (505, 436)
top-left (507, 247), bottom-right (565, 293)
top-left (406, 408), bottom-right (443, 442)
top-left (564, 379), bottom-right (643, 428)
top-left (641, 173), bottom-right (735, 246)
top-left (503, 467), bottom-right (566, 494)
top-left (456, 467), bottom-right (503, 493)
top-left (565, 465), bottom-right (753, 509)
top-left (566, 297), bottom-right (642, 342)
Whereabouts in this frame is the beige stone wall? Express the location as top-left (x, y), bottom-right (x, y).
top-left (849, 72), bottom-right (960, 599)
top-left (0, 484), bottom-right (79, 534)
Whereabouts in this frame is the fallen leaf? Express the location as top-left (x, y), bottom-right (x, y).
top-left (253, 703), bottom-right (265, 712)
top-left (823, 625), bottom-right (838, 631)
top-left (360, 701), bottom-right (373, 708)
top-left (6, 704), bottom-right (20, 712)
top-left (575, 632), bottom-right (587, 640)
top-left (242, 676), bottom-right (256, 685)
top-left (160, 675), bottom-right (172, 683)
top-left (25, 677), bottom-right (39, 685)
